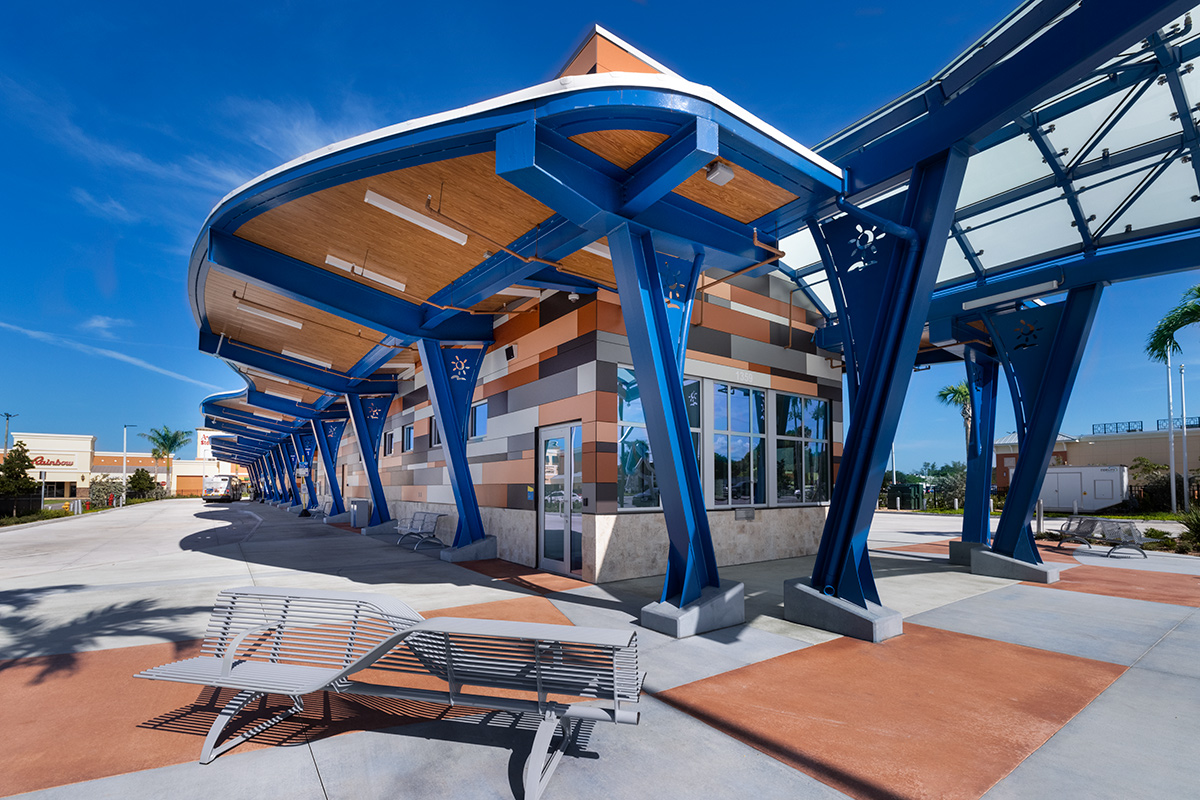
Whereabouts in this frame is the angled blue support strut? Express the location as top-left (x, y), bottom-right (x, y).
top-left (259, 458), bottom-right (275, 500)
top-left (292, 432), bottom-right (319, 509)
top-left (417, 339), bottom-right (488, 548)
top-left (609, 223), bottom-right (716, 606)
top-left (312, 418), bottom-right (346, 516)
top-left (963, 349), bottom-right (999, 546)
top-left (345, 393), bottom-right (394, 526)
top-left (268, 448), bottom-right (287, 503)
top-left (811, 150), bottom-right (968, 608)
top-left (280, 439), bottom-right (302, 505)
top-left (986, 285), bottom-right (1104, 562)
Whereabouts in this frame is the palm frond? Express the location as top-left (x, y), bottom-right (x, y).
top-left (1146, 286), bottom-right (1200, 363)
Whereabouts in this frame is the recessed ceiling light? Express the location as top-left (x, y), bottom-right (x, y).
top-left (364, 189), bottom-right (468, 245)
top-left (325, 254), bottom-right (407, 293)
top-left (582, 242), bottom-right (611, 260)
top-left (263, 389), bottom-right (304, 403)
top-left (281, 349), bottom-right (333, 370)
top-left (236, 302), bottom-right (303, 329)
top-left (496, 285), bottom-right (542, 298)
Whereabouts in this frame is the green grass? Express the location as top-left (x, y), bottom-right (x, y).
top-left (0, 509), bottom-right (72, 527)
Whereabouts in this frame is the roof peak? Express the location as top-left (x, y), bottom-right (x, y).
top-left (557, 25), bottom-right (677, 79)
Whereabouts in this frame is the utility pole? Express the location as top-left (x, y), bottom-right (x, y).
top-left (2, 412), bottom-right (16, 457)
top-left (122, 424), bottom-right (137, 505)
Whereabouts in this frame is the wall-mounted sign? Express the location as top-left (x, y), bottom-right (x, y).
top-left (32, 456), bottom-right (75, 467)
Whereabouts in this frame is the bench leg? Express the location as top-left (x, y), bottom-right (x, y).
top-left (200, 690), bottom-right (305, 764)
top-left (523, 712), bottom-right (578, 800)
top-left (1106, 544), bottom-right (1147, 559)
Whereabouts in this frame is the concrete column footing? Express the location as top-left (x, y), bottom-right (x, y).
top-left (324, 512), bottom-right (352, 524)
top-left (949, 540), bottom-right (987, 566)
top-left (640, 580), bottom-right (745, 638)
top-left (362, 521), bottom-right (397, 536)
top-left (970, 548), bottom-right (1062, 582)
top-left (783, 577), bottom-right (903, 643)
top-left (440, 535), bottom-right (498, 562)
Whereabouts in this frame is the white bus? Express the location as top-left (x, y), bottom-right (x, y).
top-left (202, 474), bottom-right (244, 502)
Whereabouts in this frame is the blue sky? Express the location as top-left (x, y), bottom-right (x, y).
top-left (1, 0), bottom-right (1194, 466)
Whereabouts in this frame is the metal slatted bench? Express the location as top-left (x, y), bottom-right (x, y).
top-left (396, 510), bottom-right (447, 550)
top-left (136, 586), bottom-right (641, 800)
top-left (1055, 516), bottom-right (1150, 557)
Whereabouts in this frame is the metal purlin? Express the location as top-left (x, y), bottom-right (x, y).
top-left (609, 223), bottom-right (716, 606)
top-left (292, 432), bottom-right (319, 509)
top-left (417, 339), bottom-right (489, 548)
top-left (962, 349), bottom-right (1000, 546)
top-left (312, 418), bottom-right (346, 516)
top-left (345, 393), bottom-right (394, 527)
top-left (810, 149), bottom-right (968, 608)
top-left (985, 284), bottom-right (1104, 563)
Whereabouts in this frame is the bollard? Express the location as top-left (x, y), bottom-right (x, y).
top-left (989, 498), bottom-right (994, 514)
top-left (1073, 499), bottom-right (1079, 515)
top-left (895, 497), bottom-right (900, 510)
top-left (1036, 499), bottom-right (1044, 534)
top-left (954, 498), bottom-right (959, 511)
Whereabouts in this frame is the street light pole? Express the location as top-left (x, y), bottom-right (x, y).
top-left (1167, 351), bottom-right (1178, 514)
top-left (1, 412), bottom-right (16, 457)
top-left (122, 424), bottom-right (137, 506)
top-left (1182, 364), bottom-right (1190, 513)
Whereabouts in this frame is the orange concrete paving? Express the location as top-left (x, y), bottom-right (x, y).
top-left (0, 595), bottom-right (573, 797)
top-left (456, 559), bottom-right (592, 595)
top-left (656, 624), bottom-right (1126, 800)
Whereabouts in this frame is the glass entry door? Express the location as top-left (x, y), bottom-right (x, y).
top-left (538, 424), bottom-right (583, 575)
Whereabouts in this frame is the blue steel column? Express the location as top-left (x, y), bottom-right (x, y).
top-left (345, 394), bottom-right (394, 526)
top-left (609, 223), bottom-right (716, 606)
top-left (292, 432), bottom-right (319, 509)
top-left (417, 339), bottom-right (488, 547)
top-left (988, 284), bottom-right (1104, 562)
top-left (249, 461), bottom-right (263, 498)
top-left (259, 457), bottom-right (274, 500)
top-left (811, 149), bottom-right (968, 607)
top-left (280, 439), bottom-right (302, 505)
top-left (268, 448), bottom-right (287, 502)
top-left (312, 418), bottom-right (347, 515)
top-left (963, 350), bottom-right (999, 546)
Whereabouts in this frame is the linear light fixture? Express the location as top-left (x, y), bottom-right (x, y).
top-left (325, 254), bottom-right (407, 293)
top-left (281, 349), bottom-right (333, 370)
top-left (245, 368), bottom-right (290, 386)
top-left (236, 302), bottom-right (303, 329)
top-left (582, 241), bottom-right (611, 260)
top-left (496, 285), bottom-right (542, 298)
top-left (363, 189), bottom-right (468, 245)
top-left (960, 279), bottom-right (1062, 311)
top-left (263, 389), bottom-right (304, 403)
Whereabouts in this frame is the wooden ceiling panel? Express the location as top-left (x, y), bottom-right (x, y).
top-left (570, 130), bottom-right (668, 169)
top-left (233, 153), bottom-right (554, 303)
top-left (673, 157), bottom-right (799, 225)
top-left (205, 271), bottom-right (385, 373)
top-left (214, 397), bottom-right (297, 424)
top-left (250, 376), bottom-right (326, 407)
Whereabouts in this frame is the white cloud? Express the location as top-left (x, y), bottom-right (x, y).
top-left (78, 315), bottom-right (134, 339)
top-left (0, 321), bottom-right (221, 390)
top-left (70, 188), bottom-right (139, 223)
top-left (221, 95), bottom-right (386, 162)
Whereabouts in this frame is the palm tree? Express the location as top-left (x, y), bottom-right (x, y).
top-left (150, 447), bottom-right (165, 487)
top-left (138, 427), bottom-right (192, 493)
top-left (1146, 284), bottom-right (1200, 362)
top-left (936, 382), bottom-right (972, 449)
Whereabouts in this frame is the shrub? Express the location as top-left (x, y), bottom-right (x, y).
top-left (0, 508), bottom-right (72, 527)
top-left (89, 475), bottom-right (124, 506)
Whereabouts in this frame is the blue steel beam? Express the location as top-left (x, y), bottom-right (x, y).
top-left (609, 223), bottom-right (717, 606)
top-left (619, 118), bottom-right (720, 216)
top-left (207, 230), bottom-right (494, 343)
top-left (292, 432), bottom-right (319, 509)
top-left (312, 418), bottom-right (347, 516)
top-left (811, 148), bottom-right (968, 607)
top-left (345, 393), bottom-right (394, 526)
top-left (198, 332), bottom-right (395, 395)
top-left (988, 285), bottom-right (1104, 562)
top-left (417, 339), bottom-right (488, 547)
top-left (929, 226), bottom-right (1200, 321)
top-left (204, 418), bottom-right (283, 444)
top-left (963, 350), bottom-right (999, 546)
top-left (280, 439), bottom-right (302, 505)
top-left (825, 0), bottom-right (1194, 192)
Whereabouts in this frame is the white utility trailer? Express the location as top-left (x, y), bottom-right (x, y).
top-left (1038, 465), bottom-right (1129, 513)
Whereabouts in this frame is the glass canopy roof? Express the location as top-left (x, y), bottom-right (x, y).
top-left (778, 3), bottom-right (1200, 319)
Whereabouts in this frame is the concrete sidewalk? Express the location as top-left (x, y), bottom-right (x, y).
top-left (1, 501), bottom-right (1196, 799)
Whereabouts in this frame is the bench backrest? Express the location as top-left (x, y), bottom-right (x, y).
top-left (371, 617), bottom-right (641, 707)
top-left (201, 586), bottom-right (425, 671)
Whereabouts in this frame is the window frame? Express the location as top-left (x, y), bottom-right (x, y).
top-left (400, 424), bottom-right (414, 453)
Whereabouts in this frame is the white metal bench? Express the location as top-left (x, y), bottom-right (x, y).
top-left (396, 510), bottom-right (447, 550)
top-left (136, 586), bottom-right (641, 799)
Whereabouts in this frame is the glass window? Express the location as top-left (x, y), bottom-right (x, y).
top-left (383, 431), bottom-right (394, 457)
top-left (469, 402), bottom-right (488, 438)
top-left (776, 393), bottom-right (830, 505)
top-left (401, 424), bottom-right (414, 453)
top-left (617, 368), bottom-right (701, 510)
top-left (431, 420), bottom-right (441, 447)
top-left (713, 382), bottom-right (765, 506)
